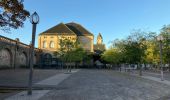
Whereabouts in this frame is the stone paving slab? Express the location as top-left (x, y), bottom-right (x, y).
top-left (127, 71), bottom-right (170, 86)
top-left (35, 74), bottom-right (71, 86)
top-left (35, 69), bottom-right (80, 86)
top-left (3, 69), bottom-right (170, 100)
top-left (3, 69), bottom-right (81, 100)
top-left (143, 72), bottom-right (161, 76)
top-left (0, 69), bottom-right (65, 99)
top-left (141, 75), bottom-right (170, 86)
top-left (69, 69), bottom-right (80, 73)
top-left (40, 70), bottom-right (170, 100)
top-left (4, 90), bottom-right (50, 100)
top-left (0, 69), bottom-right (63, 87)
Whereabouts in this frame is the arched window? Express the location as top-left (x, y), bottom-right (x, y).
top-left (49, 41), bottom-right (54, 48)
top-left (43, 41), bottom-right (47, 48)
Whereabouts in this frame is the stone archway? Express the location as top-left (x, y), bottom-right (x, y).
top-left (0, 48), bottom-right (12, 68)
top-left (43, 53), bottom-right (52, 66)
top-left (18, 52), bottom-right (27, 67)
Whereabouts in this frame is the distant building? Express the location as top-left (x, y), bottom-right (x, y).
top-left (38, 22), bottom-right (94, 53)
top-left (0, 22), bottom-right (106, 68)
top-left (94, 33), bottom-right (106, 54)
top-left (38, 22), bottom-right (106, 54)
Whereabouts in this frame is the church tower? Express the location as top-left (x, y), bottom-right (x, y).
top-left (97, 33), bottom-right (103, 44)
top-left (94, 33), bottom-right (106, 54)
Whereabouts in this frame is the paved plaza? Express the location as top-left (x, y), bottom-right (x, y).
top-left (0, 69), bottom-right (64, 87)
top-left (1, 69), bottom-right (170, 100)
top-left (0, 69), bottom-right (65, 99)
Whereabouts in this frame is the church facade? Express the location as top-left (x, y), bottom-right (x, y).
top-left (38, 22), bottom-right (94, 53)
top-left (0, 22), bottom-right (106, 68)
top-left (38, 22), bottom-right (105, 54)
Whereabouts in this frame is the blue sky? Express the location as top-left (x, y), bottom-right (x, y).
top-left (1, 0), bottom-right (170, 48)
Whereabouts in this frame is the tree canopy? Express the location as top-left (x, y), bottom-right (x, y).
top-left (102, 30), bottom-right (160, 65)
top-left (101, 48), bottom-right (122, 64)
top-left (0, 0), bottom-right (30, 31)
top-left (54, 38), bottom-right (87, 63)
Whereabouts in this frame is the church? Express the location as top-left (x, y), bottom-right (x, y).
top-left (38, 22), bottom-right (105, 54)
top-left (0, 22), bottom-right (106, 68)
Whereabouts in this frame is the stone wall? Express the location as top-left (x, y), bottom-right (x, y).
top-left (0, 35), bottom-right (42, 68)
top-left (38, 34), bottom-right (77, 52)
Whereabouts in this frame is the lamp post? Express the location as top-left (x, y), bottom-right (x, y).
top-left (14, 38), bottom-right (19, 69)
top-left (28, 12), bottom-right (39, 95)
top-left (157, 35), bottom-right (164, 81)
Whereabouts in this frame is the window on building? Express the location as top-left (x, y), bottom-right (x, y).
top-left (49, 41), bottom-right (54, 48)
top-left (43, 41), bottom-right (47, 48)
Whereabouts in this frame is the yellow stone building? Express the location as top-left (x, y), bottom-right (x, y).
top-left (38, 22), bottom-right (94, 53)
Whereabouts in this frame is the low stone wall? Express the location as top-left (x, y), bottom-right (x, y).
top-left (0, 35), bottom-right (42, 68)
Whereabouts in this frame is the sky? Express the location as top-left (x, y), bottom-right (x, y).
top-left (1, 0), bottom-right (170, 48)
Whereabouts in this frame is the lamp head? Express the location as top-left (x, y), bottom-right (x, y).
top-left (30, 12), bottom-right (39, 24)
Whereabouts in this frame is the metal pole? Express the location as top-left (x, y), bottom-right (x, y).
top-left (28, 23), bottom-right (36, 95)
top-left (139, 64), bottom-right (142, 76)
top-left (160, 41), bottom-right (164, 81)
top-left (14, 41), bottom-right (17, 69)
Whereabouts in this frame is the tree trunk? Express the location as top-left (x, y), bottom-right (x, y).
top-left (139, 63), bottom-right (142, 76)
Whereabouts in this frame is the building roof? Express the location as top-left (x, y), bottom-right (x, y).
top-left (66, 22), bottom-right (93, 36)
top-left (39, 23), bottom-right (75, 35)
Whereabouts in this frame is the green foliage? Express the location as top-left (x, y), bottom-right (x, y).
top-left (0, 0), bottom-right (30, 31)
top-left (54, 38), bottom-right (87, 63)
top-left (60, 38), bottom-right (75, 52)
top-left (107, 30), bottom-right (159, 64)
top-left (54, 38), bottom-right (75, 59)
top-left (101, 48), bottom-right (122, 64)
top-left (63, 47), bottom-right (86, 62)
top-left (144, 40), bottom-right (159, 64)
top-left (160, 25), bottom-right (170, 64)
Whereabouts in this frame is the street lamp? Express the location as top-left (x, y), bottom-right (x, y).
top-left (14, 38), bottom-right (19, 69)
top-left (28, 12), bottom-right (39, 95)
top-left (157, 35), bottom-right (164, 81)
top-left (68, 43), bottom-right (72, 72)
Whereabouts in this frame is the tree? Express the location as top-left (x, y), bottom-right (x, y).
top-left (121, 30), bottom-right (148, 64)
top-left (54, 38), bottom-right (88, 70)
top-left (144, 39), bottom-right (159, 64)
top-left (55, 38), bottom-right (76, 71)
top-left (63, 47), bottom-right (86, 62)
top-left (108, 30), bottom-right (156, 71)
top-left (101, 48), bottom-right (122, 64)
top-left (0, 0), bottom-right (30, 31)
top-left (160, 25), bottom-right (170, 64)
top-left (53, 38), bottom-right (75, 59)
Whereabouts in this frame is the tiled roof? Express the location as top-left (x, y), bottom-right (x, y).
top-left (66, 22), bottom-right (93, 36)
top-left (39, 23), bottom-right (75, 35)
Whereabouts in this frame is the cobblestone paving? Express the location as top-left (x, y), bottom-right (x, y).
top-left (0, 69), bottom-right (64, 87)
top-left (143, 71), bottom-right (170, 81)
top-left (0, 69), bottom-right (64, 99)
top-left (40, 69), bottom-right (170, 100)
